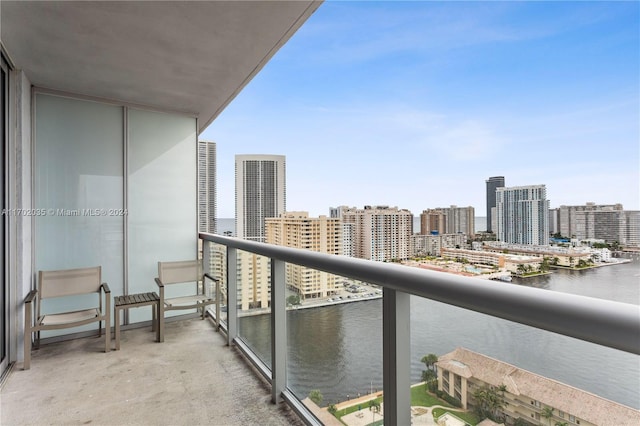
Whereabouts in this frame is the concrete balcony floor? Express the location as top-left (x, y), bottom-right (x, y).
top-left (1, 318), bottom-right (304, 426)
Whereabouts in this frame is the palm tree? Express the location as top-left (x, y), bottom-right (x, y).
top-left (421, 353), bottom-right (438, 372)
top-left (422, 369), bottom-right (437, 391)
top-left (472, 386), bottom-right (505, 422)
top-left (369, 399), bottom-right (381, 423)
top-left (541, 407), bottom-right (554, 425)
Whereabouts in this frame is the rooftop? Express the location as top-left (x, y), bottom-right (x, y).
top-left (437, 347), bottom-right (640, 426)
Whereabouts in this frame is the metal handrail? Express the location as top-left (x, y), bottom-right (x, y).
top-left (200, 232), bottom-right (640, 355)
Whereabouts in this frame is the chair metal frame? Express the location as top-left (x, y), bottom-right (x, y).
top-left (155, 260), bottom-right (217, 342)
top-left (24, 266), bottom-right (111, 370)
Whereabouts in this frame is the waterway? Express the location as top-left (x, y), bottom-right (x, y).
top-left (237, 254), bottom-right (640, 409)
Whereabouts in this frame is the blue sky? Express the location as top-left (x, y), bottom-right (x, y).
top-left (201, 0), bottom-right (639, 219)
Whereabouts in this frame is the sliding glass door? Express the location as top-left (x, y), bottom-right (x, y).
top-left (1, 53), bottom-right (9, 375)
top-left (34, 92), bottom-right (197, 335)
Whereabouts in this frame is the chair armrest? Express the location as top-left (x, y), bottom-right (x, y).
top-left (101, 283), bottom-right (111, 294)
top-left (203, 273), bottom-right (219, 283)
top-left (155, 277), bottom-right (164, 288)
top-left (25, 289), bottom-right (37, 304)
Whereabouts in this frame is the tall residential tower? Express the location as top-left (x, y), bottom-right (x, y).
top-left (496, 184), bottom-right (549, 246)
top-left (235, 154), bottom-right (286, 242)
top-left (486, 176), bottom-right (505, 233)
top-left (198, 140), bottom-right (216, 233)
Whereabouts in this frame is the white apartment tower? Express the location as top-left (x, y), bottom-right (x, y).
top-left (265, 212), bottom-right (341, 300)
top-left (198, 140), bottom-right (216, 233)
top-left (496, 185), bottom-right (549, 245)
top-left (342, 205), bottom-right (413, 261)
top-left (235, 154), bottom-right (286, 242)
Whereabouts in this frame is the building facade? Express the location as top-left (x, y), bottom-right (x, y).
top-left (420, 206), bottom-right (475, 237)
top-left (342, 206), bottom-right (413, 262)
top-left (411, 233), bottom-right (467, 257)
top-left (235, 154), bottom-right (286, 242)
top-left (496, 185), bottom-right (549, 246)
top-left (235, 154), bottom-right (286, 310)
top-left (557, 203), bottom-right (639, 247)
top-left (198, 140), bottom-right (216, 234)
top-left (420, 210), bottom-right (447, 235)
top-left (436, 347), bottom-right (640, 426)
top-left (265, 212), bottom-right (341, 300)
top-left (486, 176), bottom-right (505, 233)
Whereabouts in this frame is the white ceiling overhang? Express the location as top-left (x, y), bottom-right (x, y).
top-left (1, 1), bottom-right (322, 132)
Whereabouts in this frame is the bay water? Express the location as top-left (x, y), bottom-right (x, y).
top-left (218, 218), bottom-right (640, 408)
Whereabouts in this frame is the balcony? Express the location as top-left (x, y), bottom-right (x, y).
top-left (1, 318), bottom-right (304, 426)
top-left (197, 235), bottom-right (639, 425)
top-left (1, 236), bottom-right (639, 425)
top-left (2, 3), bottom-right (639, 425)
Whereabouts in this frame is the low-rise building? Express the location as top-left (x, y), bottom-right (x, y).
top-left (436, 347), bottom-right (640, 426)
top-left (440, 248), bottom-right (541, 274)
top-left (482, 242), bottom-right (593, 267)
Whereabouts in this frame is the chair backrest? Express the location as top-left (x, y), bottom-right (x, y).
top-left (158, 260), bottom-right (201, 285)
top-left (38, 266), bottom-right (102, 299)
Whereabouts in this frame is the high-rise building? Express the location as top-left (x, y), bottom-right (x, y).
top-left (235, 154), bottom-right (286, 242)
top-left (235, 154), bottom-right (286, 310)
top-left (330, 206), bottom-right (356, 257)
top-left (421, 206), bottom-right (475, 237)
top-left (486, 176), bottom-right (505, 233)
top-left (420, 210), bottom-right (446, 235)
top-left (265, 212), bottom-right (341, 300)
top-left (198, 140), bottom-right (216, 234)
top-left (342, 205), bottom-right (413, 261)
top-left (557, 203), bottom-right (639, 247)
top-left (496, 185), bottom-right (549, 245)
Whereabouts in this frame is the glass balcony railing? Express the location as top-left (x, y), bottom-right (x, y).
top-left (200, 233), bottom-right (640, 426)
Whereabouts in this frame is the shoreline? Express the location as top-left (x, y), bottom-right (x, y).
top-left (236, 258), bottom-right (632, 318)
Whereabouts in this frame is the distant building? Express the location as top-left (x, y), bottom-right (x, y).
top-left (342, 205), bottom-right (413, 261)
top-left (420, 210), bottom-right (446, 235)
top-left (198, 140), bottom-right (216, 233)
top-left (198, 141), bottom-right (224, 290)
top-left (436, 347), bottom-right (640, 426)
top-left (235, 154), bottom-right (286, 310)
top-left (557, 203), bottom-right (639, 247)
top-left (421, 206), bottom-right (475, 237)
top-left (625, 211), bottom-right (640, 248)
top-left (486, 176), bottom-right (505, 233)
top-left (548, 208), bottom-right (559, 235)
top-left (496, 185), bottom-right (549, 246)
top-left (265, 212), bottom-right (341, 300)
top-left (482, 241), bottom-right (593, 267)
top-left (411, 233), bottom-right (467, 257)
top-left (235, 154), bottom-right (286, 242)
top-left (330, 205), bottom-right (356, 257)
top-left (441, 247), bottom-right (541, 273)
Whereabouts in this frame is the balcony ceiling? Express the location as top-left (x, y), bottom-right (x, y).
top-left (0, 1), bottom-right (322, 132)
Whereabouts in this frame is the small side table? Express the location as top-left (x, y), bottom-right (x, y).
top-left (114, 292), bottom-right (160, 350)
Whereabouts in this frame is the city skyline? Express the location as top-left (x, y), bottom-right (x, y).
top-left (201, 1), bottom-right (639, 218)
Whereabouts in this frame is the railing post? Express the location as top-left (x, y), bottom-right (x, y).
top-left (227, 246), bottom-right (238, 345)
top-left (382, 288), bottom-right (411, 426)
top-left (271, 258), bottom-right (287, 404)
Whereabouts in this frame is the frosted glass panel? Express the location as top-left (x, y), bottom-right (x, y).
top-left (35, 94), bottom-right (124, 333)
top-left (128, 109), bottom-right (197, 322)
